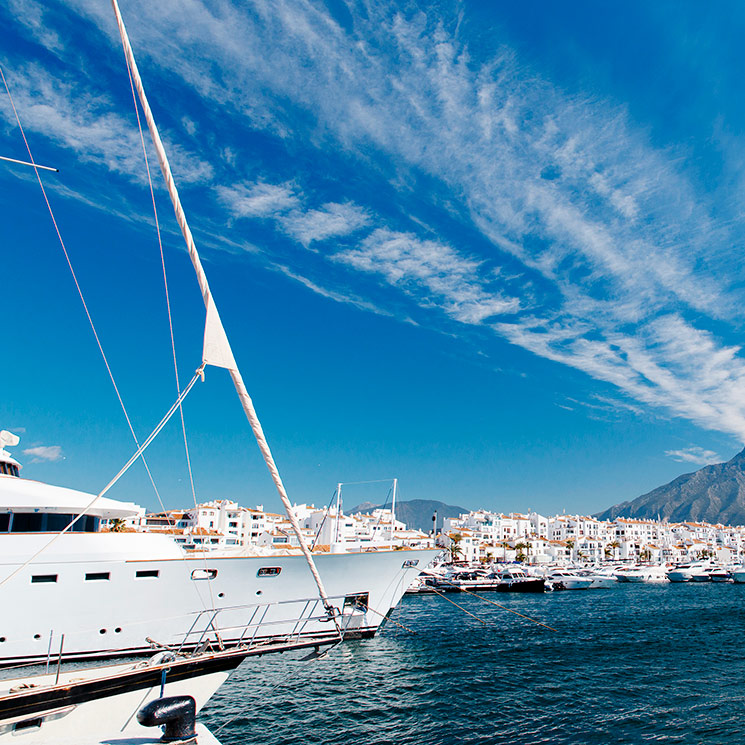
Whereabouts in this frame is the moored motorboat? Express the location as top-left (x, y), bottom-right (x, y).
top-left (496, 568), bottom-right (545, 593)
top-left (615, 565), bottom-right (668, 583)
top-left (546, 570), bottom-right (593, 590)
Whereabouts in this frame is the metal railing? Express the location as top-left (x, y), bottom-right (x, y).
top-left (174, 593), bottom-right (365, 654)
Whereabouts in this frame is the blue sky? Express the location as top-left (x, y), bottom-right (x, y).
top-left (3, 0), bottom-right (745, 517)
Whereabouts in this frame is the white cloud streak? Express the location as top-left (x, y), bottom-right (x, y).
top-left (665, 447), bottom-right (722, 466)
top-left (23, 445), bottom-right (64, 462)
top-left (7, 0), bottom-right (745, 440)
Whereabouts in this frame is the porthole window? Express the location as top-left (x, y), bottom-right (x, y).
top-left (85, 572), bottom-right (110, 581)
top-left (136, 569), bottom-right (160, 579)
top-left (190, 568), bottom-right (218, 581)
top-left (257, 567), bottom-right (281, 577)
top-left (31, 575), bottom-right (57, 584)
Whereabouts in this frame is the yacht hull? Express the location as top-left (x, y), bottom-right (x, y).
top-left (0, 534), bottom-right (438, 666)
top-left (0, 648), bottom-right (247, 744)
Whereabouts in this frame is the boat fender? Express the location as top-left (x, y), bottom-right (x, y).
top-left (137, 695), bottom-right (197, 742)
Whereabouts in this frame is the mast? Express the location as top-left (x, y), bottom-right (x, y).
top-left (333, 482), bottom-right (342, 545)
top-left (109, 0), bottom-right (333, 611)
top-left (391, 477), bottom-right (397, 548)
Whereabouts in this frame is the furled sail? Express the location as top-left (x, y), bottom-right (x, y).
top-left (109, 0), bottom-right (334, 612)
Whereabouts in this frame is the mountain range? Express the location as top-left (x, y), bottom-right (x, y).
top-left (348, 498), bottom-right (468, 532)
top-left (595, 447), bottom-right (745, 525)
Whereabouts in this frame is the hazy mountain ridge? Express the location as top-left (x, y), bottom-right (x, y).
top-left (348, 498), bottom-right (468, 532)
top-left (595, 448), bottom-right (745, 524)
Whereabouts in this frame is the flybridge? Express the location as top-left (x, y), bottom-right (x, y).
top-left (0, 430), bottom-right (142, 532)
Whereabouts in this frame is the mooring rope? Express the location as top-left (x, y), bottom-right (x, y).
top-left (425, 575), bottom-right (558, 632)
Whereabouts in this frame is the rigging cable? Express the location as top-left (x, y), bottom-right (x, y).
top-left (119, 42), bottom-right (216, 618)
top-left (121, 49), bottom-right (199, 526)
top-left (110, 0), bottom-right (337, 623)
top-left (0, 367), bottom-right (204, 589)
top-left (0, 65), bottom-right (173, 522)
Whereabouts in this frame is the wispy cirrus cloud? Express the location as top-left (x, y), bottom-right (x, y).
top-left (335, 228), bottom-right (520, 324)
top-left (0, 62), bottom-right (212, 185)
top-left (7, 0), bottom-right (745, 442)
top-left (279, 202), bottom-right (370, 246)
top-left (216, 181), bottom-right (299, 218)
top-left (665, 447), bottom-right (722, 466)
top-left (23, 445), bottom-right (64, 463)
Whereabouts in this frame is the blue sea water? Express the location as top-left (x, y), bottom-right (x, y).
top-left (202, 584), bottom-right (745, 744)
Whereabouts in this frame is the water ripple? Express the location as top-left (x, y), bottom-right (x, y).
top-left (202, 584), bottom-right (745, 744)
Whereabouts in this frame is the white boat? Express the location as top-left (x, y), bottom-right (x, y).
top-left (709, 567), bottom-right (733, 583)
top-left (546, 570), bottom-right (593, 590)
top-left (0, 0), bottom-right (438, 670)
top-left (575, 568), bottom-right (619, 589)
top-left (666, 562), bottom-right (711, 583)
top-left (0, 646), bottom-right (249, 744)
top-left (0, 444), bottom-right (435, 666)
top-left (615, 565), bottom-right (669, 583)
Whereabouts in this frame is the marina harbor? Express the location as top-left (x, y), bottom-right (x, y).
top-left (5, 0), bottom-right (745, 743)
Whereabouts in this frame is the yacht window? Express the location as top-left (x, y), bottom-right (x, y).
top-left (0, 514), bottom-right (9, 532)
top-left (31, 575), bottom-right (57, 584)
top-left (8, 513), bottom-right (100, 533)
top-left (12, 514), bottom-right (43, 532)
top-left (85, 572), bottom-right (110, 581)
top-left (257, 567), bottom-right (281, 577)
top-left (191, 569), bottom-right (218, 580)
top-left (136, 569), bottom-right (160, 579)
top-left (14, 718), bottom-right (42, 732)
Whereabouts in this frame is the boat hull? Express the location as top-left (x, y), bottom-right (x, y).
top-left (0, 648), bottom-right (248, 744)
top-left (496, 578), bottom-right (545, 593)
top-left (0, 534), bottom-right (439, 666)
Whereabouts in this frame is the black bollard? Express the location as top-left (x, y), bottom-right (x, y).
top-left (137, 695), bottom-right (197, 742)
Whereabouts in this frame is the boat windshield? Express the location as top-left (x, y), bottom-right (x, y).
top-left (0, 512), bottom-right (100, 533)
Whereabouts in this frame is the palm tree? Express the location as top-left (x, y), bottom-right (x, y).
top-left (566, 539), bottom-right (575, 560)
top-left (514, 541), bottom-right (527, 563)
top-left (109, 518), bottom-right (127, 533)
top-left (448, 533), bottom-right (463, 563)
top-left (607, 540), bottom-right (620, 561)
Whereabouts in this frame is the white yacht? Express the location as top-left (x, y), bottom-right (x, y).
top-left (0, 442), bottom-right (436, 667)
top-left (575, 567), bottom-right (619, 589)
top-left (614, 565), bottom-right (669, 583)
top-left (666, 562), bottom-right (710, 582)
top-left (546, 570), bottom-right (594, 590)
top-left (0, 646), bottom-right (249, 744)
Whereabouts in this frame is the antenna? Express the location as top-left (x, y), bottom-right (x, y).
top-left (0, 155), bottom-right (58, 172)
top-left (0, 431), bottom-right (20, 449)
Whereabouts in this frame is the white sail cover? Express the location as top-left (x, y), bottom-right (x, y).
top-left (203, 296), bottom-right (237, 370)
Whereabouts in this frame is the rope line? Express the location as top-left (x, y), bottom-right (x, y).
top-left (360, 603), bottom-right (417, 634)
top-left (0, 368), bottom-right (203, 589)
top-left (425, 575), bottom-right (558, 632)
top-left (0, 64), bottom-right (169, 517)
top-left (428, 587), bottom-right (491, 626)
top-left (110, 0), bottom-right (337, 625)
